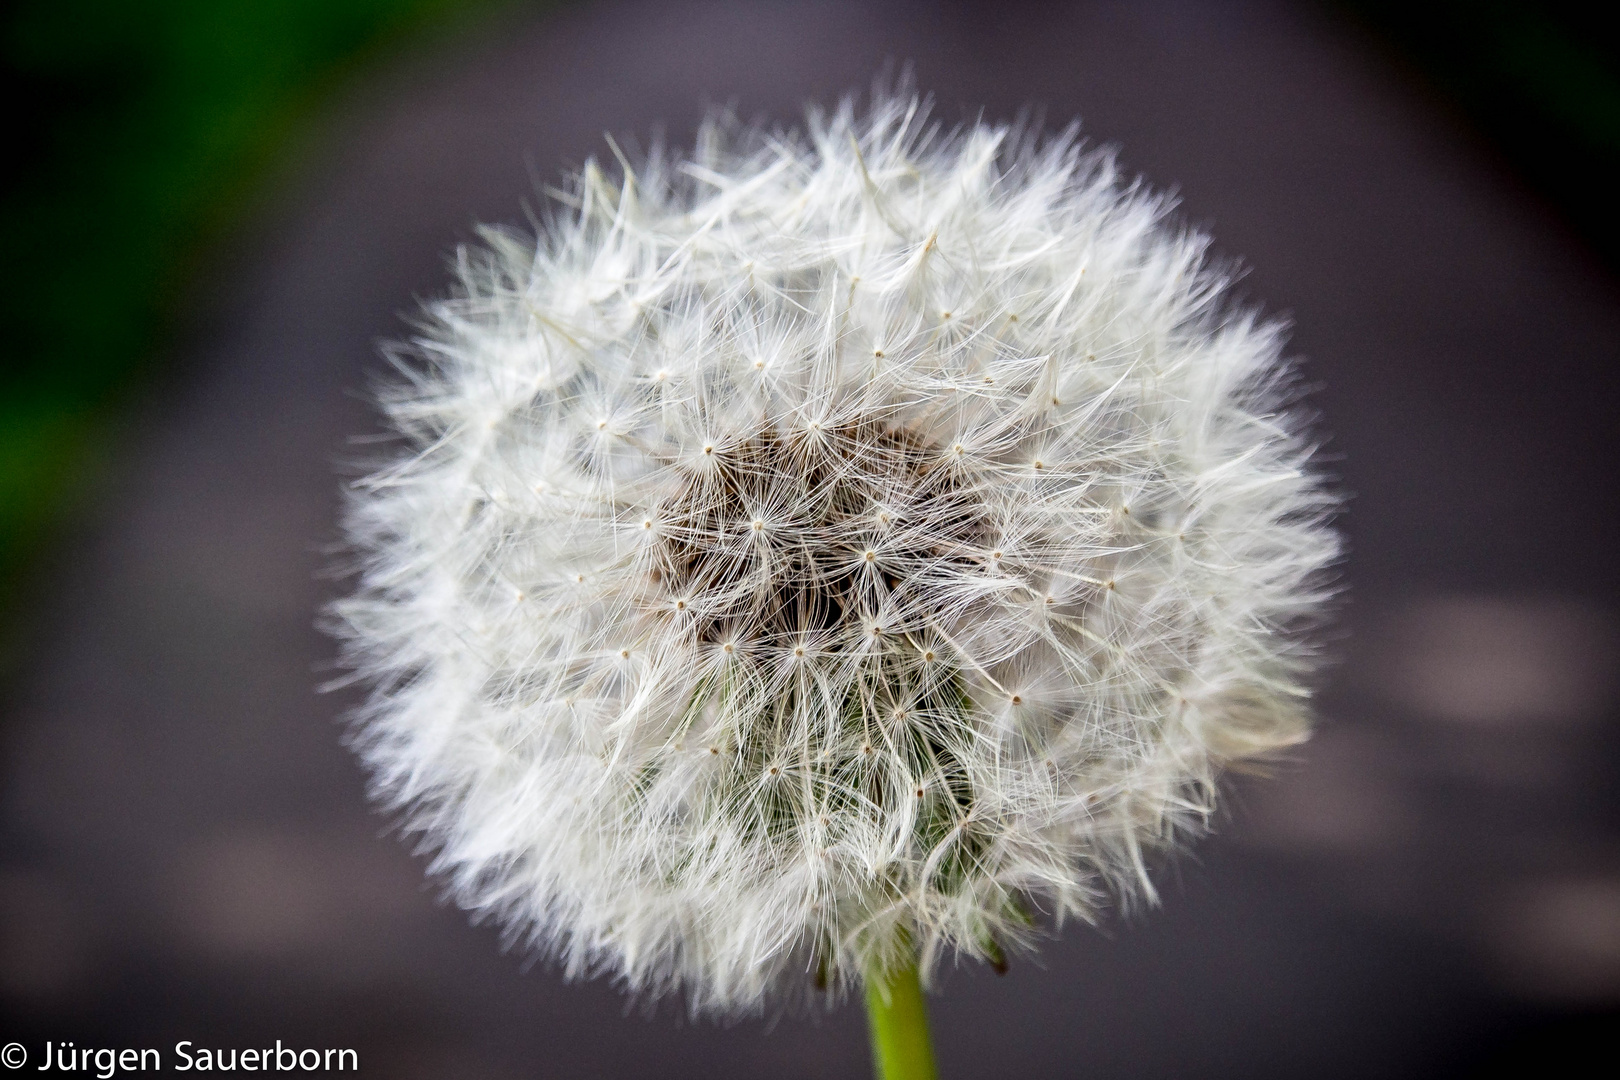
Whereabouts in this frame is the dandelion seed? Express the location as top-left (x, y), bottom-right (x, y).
top-left (330, 88), bottom-right (1338, 1023)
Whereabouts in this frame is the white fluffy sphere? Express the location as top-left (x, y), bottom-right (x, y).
top-left (331, 93), bottom-right (1338, 1015)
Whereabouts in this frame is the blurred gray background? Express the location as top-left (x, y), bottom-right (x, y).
top-left (3, 1), bottom-right (1618, 1076)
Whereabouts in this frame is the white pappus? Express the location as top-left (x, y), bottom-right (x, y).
top-left (329, 91), bottom-right (1340, 1016)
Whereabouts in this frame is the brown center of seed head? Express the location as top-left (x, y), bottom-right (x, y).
top-left (649, 422), bottom-right (992, 659)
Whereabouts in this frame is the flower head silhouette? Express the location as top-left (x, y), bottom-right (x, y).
top-left (331, 91), bottom-right (1339, 1017)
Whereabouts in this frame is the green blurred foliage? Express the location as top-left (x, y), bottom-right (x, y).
top-left (0, 0), bottom-right (512, 632)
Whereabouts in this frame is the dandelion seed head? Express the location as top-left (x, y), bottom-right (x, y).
top-left (331, 89), bottom-right (1338, 1016)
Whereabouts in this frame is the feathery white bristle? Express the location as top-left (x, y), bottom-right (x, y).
top-left (330, 90), bottom-right (1339, 1015)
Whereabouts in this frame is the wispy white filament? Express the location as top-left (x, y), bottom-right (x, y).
top-left (331, 92), bottom-right (1339, 1015)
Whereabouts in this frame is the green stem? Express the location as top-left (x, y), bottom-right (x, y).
top-left (864, 957), bottom-right (939, 1080)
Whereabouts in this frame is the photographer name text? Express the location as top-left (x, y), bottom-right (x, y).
top-left (2, 1041), bottom-right (357, 1075)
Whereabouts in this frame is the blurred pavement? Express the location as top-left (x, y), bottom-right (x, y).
top-left (3, 1), bottom-right (1618, 1076)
